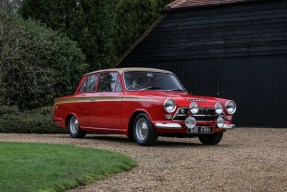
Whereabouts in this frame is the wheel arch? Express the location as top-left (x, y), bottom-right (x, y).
top-left (65, 113), bottom-right (78, 127)
top-left (128, 110), bottom-right (152, 136)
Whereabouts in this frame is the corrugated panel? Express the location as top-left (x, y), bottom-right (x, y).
top-left (121, 0), bottom-right (287, 63)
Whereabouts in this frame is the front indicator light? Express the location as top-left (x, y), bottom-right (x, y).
top-left (226, 116), bottom-right (233, 121)
top-left (165, 114), bottom-right (173, 120)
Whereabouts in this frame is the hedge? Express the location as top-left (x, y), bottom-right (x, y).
top-left (0, 105), bottom-right (67, 134)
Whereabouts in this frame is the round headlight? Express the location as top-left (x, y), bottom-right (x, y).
top-left (225, 100), bottom-right (237, 114)
top-left (185, 116), bottom-right (196, 129)
top-left (164, 99), bottom-right (176, 113)
top-left (189, 102), bottom-right (199, 114)
top-left (217, 116), bottom-right (225, 129)
top-left (215, 103), bottom-right (223, 115)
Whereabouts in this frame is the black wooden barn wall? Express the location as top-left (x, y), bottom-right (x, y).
top-left (117, 0), bottom-right (287, 127)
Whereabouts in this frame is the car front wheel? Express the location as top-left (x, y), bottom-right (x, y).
top-left (198, 133), bottom-right (223, 145)
top-left (68, 115), bottom-right (86, 138)
top-left (133, 113), bottom-right (158, 146)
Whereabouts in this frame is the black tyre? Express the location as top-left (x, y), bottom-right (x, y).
top-left (68, 115), bottom-right (86, 138)
top-left (198, 133), bottom-right (223, 145)
top-left (133, 113), bottom-right (158, 146)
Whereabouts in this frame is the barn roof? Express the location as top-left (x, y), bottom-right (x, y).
top-left (165, 0), bottom-right (256, 10)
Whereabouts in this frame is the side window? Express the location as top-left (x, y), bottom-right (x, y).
top-left (80, 74), bottom-right (98, 92)
top-left (97, 72), bottom-right (118, 92)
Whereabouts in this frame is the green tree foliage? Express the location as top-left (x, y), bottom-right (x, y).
top-left (0, 12), bottom-right (88, 110)
top-left (113, 0), bottom-right (172, 58)
top-left (19, 0), bottom-right (114, 70)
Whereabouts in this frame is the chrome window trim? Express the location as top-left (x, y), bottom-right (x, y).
top-left (122, 71), bottom-right (187, 92)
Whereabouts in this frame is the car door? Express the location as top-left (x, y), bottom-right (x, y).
top-left (73, 73), bottom-right (98, 128)
top-left (90, 71), bottom-right (123, 129)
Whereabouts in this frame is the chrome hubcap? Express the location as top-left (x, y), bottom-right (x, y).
top-left (135, 118), bottom-right (148, 141)
top-left (69, 116), bottom-right (79, 134)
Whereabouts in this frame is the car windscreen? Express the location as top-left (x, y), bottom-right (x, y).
top-left (123, 71), bottom-right (186, 91)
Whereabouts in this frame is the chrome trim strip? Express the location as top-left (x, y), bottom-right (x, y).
top-left (55, 96), bottom-right (161, 105)
top-left (176, 114), bottom-right (189, 117)
top-left (155, 123), bottom-right (182, 129)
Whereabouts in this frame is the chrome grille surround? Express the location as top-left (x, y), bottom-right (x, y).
top-left (173, 107), bottom-right (189, 121)
top-left (173, 107), bottom-right (215, 122)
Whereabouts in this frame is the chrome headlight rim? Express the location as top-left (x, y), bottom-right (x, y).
top-left (189, 102), bottom-right (199, 114)
top-left (214, 102), bottom-right (223, 115)
top-left (225, 100), bottom-right (237, 114)
top-left (164, 98), bottom-right (176, 113)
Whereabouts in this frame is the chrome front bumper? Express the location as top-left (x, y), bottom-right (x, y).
top-left (222, 124), bottom-right (236, 129)
top-left (155, 122), bottom-right (235, 129)
top-left (155, 123), bottom-right (182, 129)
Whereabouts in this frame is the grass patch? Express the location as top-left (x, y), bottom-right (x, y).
top-left (0, 142), bottom-right (137, 192)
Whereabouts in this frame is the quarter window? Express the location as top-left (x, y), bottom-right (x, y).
top-left (80, 74), bottom-right (98, 92)
top-left (98, 72), bottom-right (119, 92)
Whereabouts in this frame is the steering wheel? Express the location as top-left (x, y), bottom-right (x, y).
top-left (127, 84), bottom-right (142, 90)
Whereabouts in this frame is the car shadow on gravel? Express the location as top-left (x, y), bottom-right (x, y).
top-left (81, 135), bottom-right (231, 148)
top-left (156, 141), bottom-right (230, 148)
top-left (85, 135), bottom-right (134, 143)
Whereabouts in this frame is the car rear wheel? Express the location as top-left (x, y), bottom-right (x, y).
top-left (133, 113), bottom-right (158, 146)
top-left (68, 115), bottom-right (86, 138)
top-left (198, 133), bottom-right (223, 145)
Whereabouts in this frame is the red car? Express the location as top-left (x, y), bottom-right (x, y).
top-left (53, 68), bottom-right (236, 146)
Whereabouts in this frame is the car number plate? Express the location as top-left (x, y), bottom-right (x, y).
top-left (188, 126), bottom-right (213, 134)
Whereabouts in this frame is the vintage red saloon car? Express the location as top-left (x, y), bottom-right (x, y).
top-left (53, 68), bottom-right (236, 146)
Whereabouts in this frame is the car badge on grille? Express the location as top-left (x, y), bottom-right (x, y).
top-left (187, 98), bottom-right (206, 102)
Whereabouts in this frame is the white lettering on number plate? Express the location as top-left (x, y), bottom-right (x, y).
top-left (188, 126), bottom-right (213, 134)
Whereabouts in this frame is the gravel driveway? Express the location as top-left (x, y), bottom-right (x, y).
top-left (1, 128), bottom-right (286, 192)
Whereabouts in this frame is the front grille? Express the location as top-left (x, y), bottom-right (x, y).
top-left (194, 115), bottom-right (214, 122)
top-left (173, 107), bottom-right (215, 122)
top-left (197, 108), bottom-right (215, 115)
top-left (194, 108), bottom-right (215, 122)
